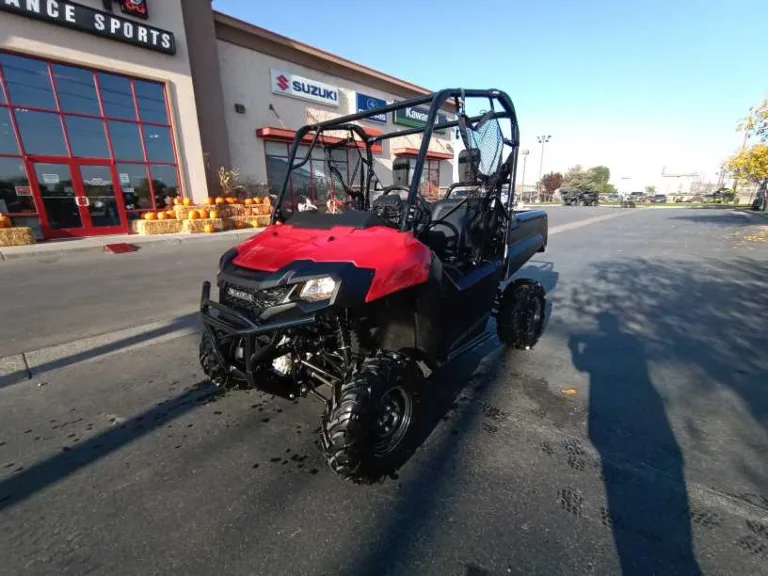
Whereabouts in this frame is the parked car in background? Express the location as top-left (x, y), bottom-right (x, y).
top-left (607, 194), bottom-right (620, 203)
top-left (628, 192), bottom-right (647, 204)
top-left (651, 194), bottom-right (668, 203)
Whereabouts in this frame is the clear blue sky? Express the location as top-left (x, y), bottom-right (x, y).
top-left (213, 0), bottom-right (767, 189)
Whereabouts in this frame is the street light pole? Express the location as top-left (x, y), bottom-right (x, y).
top-left (520, 149), bottom-right (530, 200)
top-left (536, 135), bottom-right (551, 200)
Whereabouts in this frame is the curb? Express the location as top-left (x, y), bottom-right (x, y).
top-left (0, 228), bottom-right (265, 262)
top-left (0, 317), bottom-right (199, 388)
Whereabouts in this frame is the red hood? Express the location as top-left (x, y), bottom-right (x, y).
top-left (233, 224), bottom-right (432, 302)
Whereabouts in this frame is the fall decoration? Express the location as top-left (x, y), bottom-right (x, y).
top-left (173, 198), bottom-right (181, 206)
top-left (182, 197), bottom-right (191, 206)
top-left (165, 210), bottom-right (176, 219)
top-left (198, 209), bottom-right (209, 219)
top-left (143, 212), bottom-right (157, 221)
top-left (244, 198), bottom-right (254, 206)
top-left (157, 211), bottom-right (168, 220)
top-left (187, 210), bottom-right (200, 220)
top-left (0, 226), bottom-right (35, 246)
top-left (203, 224), bottom-right (215, 233)
top-left (204, 197), bottom-right (215, 206)
top-left (0, 214), bottom-right (11, 229)
top-left (215, 197), bottom-right (225, 206)
top-left (132, 219), bottom-right (183, 235)
top-left (209, 209), bottom-right (220, 219)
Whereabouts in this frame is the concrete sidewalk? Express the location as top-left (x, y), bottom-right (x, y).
top-left (0, 228), bottom-right (266, 261)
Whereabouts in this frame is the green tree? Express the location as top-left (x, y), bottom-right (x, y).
top-left (562, 165), bottom-right (614, 193)
top-left (645, 185), bottom-right (657, 195)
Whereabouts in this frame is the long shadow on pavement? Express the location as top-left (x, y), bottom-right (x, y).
top-left (0, 380), bottom-right (220, 511)
top-left (570, 313), bottom-right (701, 575)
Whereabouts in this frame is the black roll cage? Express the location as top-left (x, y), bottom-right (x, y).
top-left (271, 89), bottom-right (521, 232)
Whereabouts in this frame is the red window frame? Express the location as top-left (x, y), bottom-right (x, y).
top-left (0, 48), bottom-right (183, 235)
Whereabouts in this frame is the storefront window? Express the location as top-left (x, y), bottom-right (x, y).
top-left (0, 107), bottom-right (20, 155)
top-left (135, 81), bottom-right (168, 124)
top-left (98, 73), bottom-right (136, 120)
top-left (0, 51), bottom-right (181, 229)
top-left (264, 142), bottom-right (350, 212)
top-left (65, 116), bottom-right (110, 158)
top-left (0, 53), bottom-right (56, 110)
top-left (108, 121), bottom-right (144, 161)
top-left (117, 163), bottom-right (153, 212)
top-left (0, 157), bottom-right (34, 214)
top-left (143, 125), bottom-right (175, 163)
top-left (150, 164), bottom-right (179, 208)
top-left (407, 158), bottom-right (441, 199)
top-left (53, 65), bottom-right (100, 116)
top-left (15, 110), bottom-right (68, 156)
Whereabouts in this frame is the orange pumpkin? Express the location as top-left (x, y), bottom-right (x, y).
top-left (173, 198), bottom-right (181, 206)
top-left (225, 197), bottom-right (235, 205)
top-left (208, 209), bottom-right (219, 219)
top-left (263, 197), bottom-right (272, 207)
top-left (215, 197), bottom-right (225, 206)
top-left (0, 214), bottom-right (11, 229)
top-left (182, 197), bottom-right (191, 206)
top-left (165, 210), bottom-right (176, 219)
top-left (203, 224), bottom-right (215, 234)
top-left (253, 197), bottom-right (263, 205)
top-left (244, 198), bottom-right (254, 206)
top-left (187, 210), bottom-right (200, 220)
top-left (250, 220), bottom-right (261, 228)
top-left (275, 220), bottom-right (283, 226)
top-left (157, 211), bottom-right (167, 220)
top-left (143, 212), bottom-right (157, 221)
top-left (204, 197), bottom-right (215, 206)
top-left (198, 208), bottom-right (209, 219)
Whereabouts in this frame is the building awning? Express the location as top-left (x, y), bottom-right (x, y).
top-left (256, 126), bottom-right (383, 154)
top-left (392, 147), bottom-right (453, 161)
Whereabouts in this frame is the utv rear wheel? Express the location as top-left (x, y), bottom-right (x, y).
top-left (199, 331), bottom-right (228, 388)
top-left (321, 352), bottom-right (420, 481)
top-left (497, 279), bottom-right (546, 349)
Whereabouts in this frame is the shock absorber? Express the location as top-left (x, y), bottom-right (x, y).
top-left (336, 315), bottom-right (351, 372)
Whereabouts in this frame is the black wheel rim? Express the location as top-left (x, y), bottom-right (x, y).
top-left (527, 295), bottom-right (544, 339)
top-left (373, 384), bottom-right (413, 455)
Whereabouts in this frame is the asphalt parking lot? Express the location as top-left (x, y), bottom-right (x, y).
top-left (1, 207), bottom-right (767, 575)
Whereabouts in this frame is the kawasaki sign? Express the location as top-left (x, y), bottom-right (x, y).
top-left (270, 69), bottom-right (339, 108)
top-left (393, 105), bottom-right (448, 133)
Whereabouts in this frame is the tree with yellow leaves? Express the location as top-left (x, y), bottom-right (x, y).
top-left (739, 98), bottom-right (768, 142)
top-left (726, 144), bottom-right (768, 184)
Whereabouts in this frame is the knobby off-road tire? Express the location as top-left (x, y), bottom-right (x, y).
top-left (497, 279), bottom-right (547, 349)
top-left (321, 352), bottom-right (421, 481)
top-left (199, 331), bottom-right (228, 388)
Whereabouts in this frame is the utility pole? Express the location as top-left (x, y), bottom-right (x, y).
top-left (536, 135), bottom-right (551, 200)
top-left (520, 149), bottom-right (530, 201)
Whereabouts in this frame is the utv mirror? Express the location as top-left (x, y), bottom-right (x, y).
top-left (393, 157), bottom-right (410, 187)
top-left (458, 148), bottom-right (481, 183)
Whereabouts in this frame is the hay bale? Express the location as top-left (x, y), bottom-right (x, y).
top-left (182, 218), bottom-right (224, 233)
top-left (0, 227), bottom-right (36, 247)
top-left (132, 219), bottom-right (184, 235)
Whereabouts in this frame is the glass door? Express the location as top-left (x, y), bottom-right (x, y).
top-left (77, 164), bottom-right (126, 231)
top-left (31, 160), bottom-right (129, 237)
top-left (32, 162), bottom-right (83, 233)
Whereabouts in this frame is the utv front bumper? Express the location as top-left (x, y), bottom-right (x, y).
top-left (199, 281), bottom-right (317, 388)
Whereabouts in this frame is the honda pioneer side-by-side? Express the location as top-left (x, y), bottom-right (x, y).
top-left (199, 89), bottom-right (548, 480)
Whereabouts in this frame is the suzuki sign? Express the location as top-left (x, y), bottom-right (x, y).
top-left (270, 69), bottom-right (339, 107)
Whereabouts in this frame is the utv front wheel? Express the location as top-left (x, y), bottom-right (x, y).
top-left (321, 352), bottom-right (420, 481)
top-left (497, 279), bottom-right (547, 349)
top-left (199, 331), bottom-right (228, 387)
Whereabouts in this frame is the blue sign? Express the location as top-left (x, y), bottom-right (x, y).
top-left (356, 93), bottom-right (388, 124)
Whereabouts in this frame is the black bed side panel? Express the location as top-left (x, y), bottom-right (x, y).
top-left (507, 210), bottom-right (547, 275)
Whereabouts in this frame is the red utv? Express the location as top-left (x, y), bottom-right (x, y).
top-left (200, 89), bottom-right (548, 480)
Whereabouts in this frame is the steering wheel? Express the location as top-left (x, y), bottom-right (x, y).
top-left (377, 185), bottom-right (432, 236)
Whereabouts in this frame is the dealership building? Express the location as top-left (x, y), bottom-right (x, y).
top-left (0, 0), bottom-right (456, 240)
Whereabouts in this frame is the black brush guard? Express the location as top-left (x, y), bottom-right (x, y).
top-left (200, 281), bottom-right (316, 390)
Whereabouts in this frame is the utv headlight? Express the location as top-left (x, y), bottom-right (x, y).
top-left (299, 277), bottom-right (336, 302)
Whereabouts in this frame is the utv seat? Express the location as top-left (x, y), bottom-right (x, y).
top-left (425, 198), bottom-right (470, 258)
